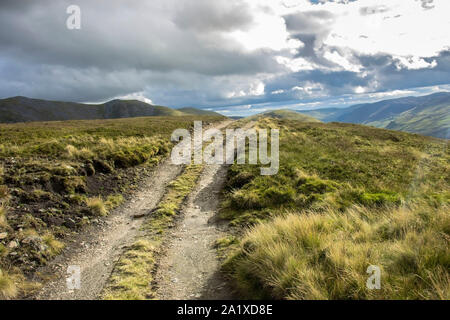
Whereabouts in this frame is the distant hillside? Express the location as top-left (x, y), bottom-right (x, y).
top-left (298, 107), bottom-right (353, 122)
top-left (0, 96), bottom-right (224, 123)
top-left (380, 102), bottom-right (449, 139)
top-left (246, 109), bottom-right (321, 122)
top-left (177, 107), bottom-right (222, 116)
top-left (300, 92), bottom-right (450, 138)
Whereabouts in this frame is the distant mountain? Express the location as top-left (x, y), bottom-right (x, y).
top-left (297, 107), bottom-right (354, 122)
top-left (177, 107), bottom-right (222, 116)
top-left (300, 92), bottom-right (450, 138)
top-left (0, 96), bottom-right (224, 123)
top-left (246, 109), bottom-right (321, 122)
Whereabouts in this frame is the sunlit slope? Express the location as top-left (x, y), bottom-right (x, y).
top-left (246, 109), bottom-right (321, 122)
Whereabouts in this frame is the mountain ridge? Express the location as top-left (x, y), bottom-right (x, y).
top-left (0, 96), bottom-right (224, 123)
top-left (246, 109), bottom-right (321, 122)
top-left (299, 92), bottom-right (450, 138)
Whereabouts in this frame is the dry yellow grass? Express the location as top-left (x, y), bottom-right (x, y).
top-left (0, 269), bottom-right (18, 299)
top-left (0, 206), bottom-right (8, 229)
top-left (224, 204), bottom-right (449, 300)
top-left (86, 197), bottom-right (107, 216)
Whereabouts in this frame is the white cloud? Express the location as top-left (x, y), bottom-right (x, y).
top-left (276, 56), bottom-right (315, 72)
top-left (394, 56), bottom-right (437, 70)
top-left (322, 0), bottom-right (450, 58)
top-left (323, 50), bottom-right (362, 72)
top-left (115, 92), bottom-right (154, 104)
top-left (225, 81), bottom-right (265, 98)
top-left (228, 2), bottom-right (302, 52)
top-left (367, 89), bottom-right (416, 99)
top-left (291, 82), bottom-right (325, 97)
top-left (354, 86), bottom-right (367, 94)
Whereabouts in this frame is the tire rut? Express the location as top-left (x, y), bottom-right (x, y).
top-left (33, 120), bottom-right (232, 300)
top-left (154, 163), bottom-right (233, 300)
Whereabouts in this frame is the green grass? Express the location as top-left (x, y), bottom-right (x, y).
top-left (101, 165), bottom-right (203, 300)
top-left (219, 118), bottom-right (449, 300)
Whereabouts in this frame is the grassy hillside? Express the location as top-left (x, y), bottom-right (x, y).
top-left (0, 115), bottom-right (223, 298)
top-left (298, 107), bottom-right (352, 122)
top-left (177, 107), bottom-right (223, 117)
top-left (100, 99), bottom-right (184, 117)
top-left (300, 92), bottom-right (450, 138)
top-left (217, 118), bottom-right (449, 300)
top-left (246, 109), bottom-right (321, 122)
top-left (383, 103), bottom-right (449, 139)
top-left (0, 96), bottom-right (226, 123)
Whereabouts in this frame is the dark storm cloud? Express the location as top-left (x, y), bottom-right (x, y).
top-left (284, 10), bottom-right (336, 67)
top-left (173, 0), bottom-right (253, 32)
top-left (417, 0), bottom-right (435, 10)
top-left (0, 0), bottom-right (449, 113)
top-left (0, 0), bottom-right (279, 75)
top-left (375, 51), bottom-right (450, 90)
top-left (0, 0), bottom-right (287, 103)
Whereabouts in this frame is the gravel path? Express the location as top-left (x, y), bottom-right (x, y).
top-left (154, 121), bottom-right (254, 300)
top-left (154, 163), bottom-right (233, 299)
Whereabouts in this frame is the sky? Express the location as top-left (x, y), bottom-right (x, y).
top-left (0, 0), bottom-right (449, 116)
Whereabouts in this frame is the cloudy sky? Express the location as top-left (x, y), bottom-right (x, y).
top-left (1, 0), bottom-right (449, 116)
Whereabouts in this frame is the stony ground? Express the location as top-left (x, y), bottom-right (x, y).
top-left (154, 163), bottom-right (233, 299)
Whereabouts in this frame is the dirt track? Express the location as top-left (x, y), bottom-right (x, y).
top-left (154, 163), bottom-right (233, 299)
top-left (33, 120), bottom-right (234, 300)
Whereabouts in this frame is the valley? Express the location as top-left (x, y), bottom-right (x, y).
top-left (300, 92), bottom-right (450, 138)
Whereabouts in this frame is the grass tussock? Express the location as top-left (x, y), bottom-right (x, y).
top-left (101, 165), bottom-right (203, 300)
top-left (224, 204), bottom-right (449, 300)
top-left (85, 194), bottom-right (124, 217)
top-left (0, 185), bottom-right (9, 203)
top-left (102, 240), bottom-right (157, 300)
top-left (42, 233), bottom-right (65, 256)
top-left (0, 164), bottom-right (4, 184)
top-left (0, 267), bottom-right (41, 300)
top-left (86, 197), bottom-right (107, 216)
top-left (0, 206), bottom-right (8, 229)
top-left (105, 194), bottom-right (124, 210)
top-left (0, 269), bottom-right (17, 299)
